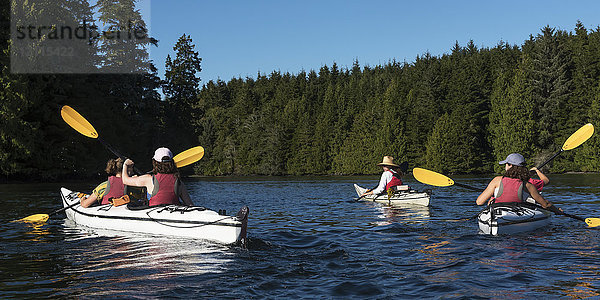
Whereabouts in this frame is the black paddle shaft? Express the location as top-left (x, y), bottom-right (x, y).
top-left (49, 201), bottom-right (79, 217)
top-left (454, 182), bottom-right (483, 192)
top-left (536, 149), bottom-right (564, 170)
top-left (562, 212), bottom-right (585, 222)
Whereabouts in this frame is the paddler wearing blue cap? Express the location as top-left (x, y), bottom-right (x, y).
top-left (476, 153), bottom-right (562, 214)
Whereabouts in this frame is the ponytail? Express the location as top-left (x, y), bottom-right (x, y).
top-left (105, 157), bottom-right (124, 176)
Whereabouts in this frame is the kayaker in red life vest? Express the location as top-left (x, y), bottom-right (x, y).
top-left (80, 158), bottom-right (132, 208)
top-left (360, 156), bottom-right (408, 197)
top-left (476, 153), bottom-right (563, 214)
top-left (121, 147), bottom-right (193, 206)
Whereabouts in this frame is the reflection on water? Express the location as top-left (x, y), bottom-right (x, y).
top-left (561, 276), bottom-right (600, 298)
top-left (372, 204), bottom-right (431, 226)
top-left (414, 238), bottom-right (457, 270)
top-left (61, 220), bottom-right (234, 279)
top-left (23, 222), bottom-right (51, 241)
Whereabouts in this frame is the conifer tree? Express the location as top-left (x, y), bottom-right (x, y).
top-left (95, 0), bottom-right (156, 72)
top-left (312, 80), bottom-right (336, 174)
top-left (576, 81), bottom-right (600, 171)
top-left (1, 0), bottom-right (109, 179)
top-left (489, 59), bottom-right (537, 172)
top-left (162, 34), bottom-right (202, 151)
top-left (527, 26), bottom-right (572, 150)
top-left (163, 34), bottom-right (202, 109)
top-left (425, 113), bottom-right (452, 173)
top-left (569, 22), bottom-right (600, 170)
top-left (7, 19), bottom-right (600, 179)
top-left (375, 79), bottom-right (407, 164)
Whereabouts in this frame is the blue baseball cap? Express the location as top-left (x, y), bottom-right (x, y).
top-left (499, 153), bottom-right (525, 167)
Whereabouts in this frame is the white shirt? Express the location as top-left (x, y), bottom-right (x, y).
top-left (371, 170), bottom-right (395, 195)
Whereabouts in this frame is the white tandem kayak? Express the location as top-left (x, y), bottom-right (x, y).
top-left (353, 184), bottom-right (431, 206)
top-left (477, 202), bottom-right (552, 235)
top-left (60, 187), bottom-right (249, 245)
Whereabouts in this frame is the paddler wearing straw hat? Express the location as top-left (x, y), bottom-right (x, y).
top-left (360, 156), bottom-right (408, 197)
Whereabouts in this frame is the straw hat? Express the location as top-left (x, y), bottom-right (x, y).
top-left (377, 156), bottom-right (400, 168)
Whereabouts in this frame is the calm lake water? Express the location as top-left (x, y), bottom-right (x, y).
top-left (1, 174), bottom-right (600, 298)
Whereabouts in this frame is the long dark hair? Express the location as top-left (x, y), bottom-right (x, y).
top-left (151, 160), bottom-right (180, 178)
top-left (390, 166), bottom-right (404, 177)
top-left (392, 161), bottom-right (408, 177)
top-left (503, 164), bottom-right (530, 182)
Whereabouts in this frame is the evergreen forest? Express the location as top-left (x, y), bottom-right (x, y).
top-left (2, 0), bottom-right (600, 181)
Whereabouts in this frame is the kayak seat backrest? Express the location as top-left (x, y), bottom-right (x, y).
top-left (124, 185), bottom-right (149, 207)
top-left (391, 185), bottom-right (411, 194)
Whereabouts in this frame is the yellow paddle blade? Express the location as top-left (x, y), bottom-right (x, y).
top-left (174, 146), bottom-right (205, 168)
top-left (412, 168), bottom-right (455, 187)
top-left (14, 214), bottom-right (49, 223)
top-left (562, 123), bottom-right (594, 151)
top-left (61, 105), bottom-right (98, 139)
top-left (585, 218), bottom-right (600, 227)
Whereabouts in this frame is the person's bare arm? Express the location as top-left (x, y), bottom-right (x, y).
top-left (178, 182), bottom-right (193, 206)
top-left (122, 159), bottom-right (153, 189)
top-left (526, 183), bottom-right (563, 214)
top-left (526, 183), bottom-right (551, 207)
top-left (80, 193), bottom-right (98, 208)
top-left (531, 167), bottom-right (549, 185)
top-left (476, 176), bottom-right (501, 205)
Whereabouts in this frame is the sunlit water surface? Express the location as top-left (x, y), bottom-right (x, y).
top-left (1, 175), bottom-right (599, 298)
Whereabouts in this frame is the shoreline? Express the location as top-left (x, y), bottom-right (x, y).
top-left (1, 172), bottom-right (597, 184)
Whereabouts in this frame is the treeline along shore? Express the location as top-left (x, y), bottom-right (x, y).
top-left (2, 1), bottom-right (600, 180)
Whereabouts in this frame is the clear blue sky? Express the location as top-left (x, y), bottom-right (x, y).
top-left (148, 0), bottom-right (600, 85)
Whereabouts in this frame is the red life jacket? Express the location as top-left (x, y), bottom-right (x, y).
top-left (148, 173), bottom-right (180, 206)
top-left (494, 177), bottom-right (525, 203)
top-left (102, 176), bottom-right (125, 205)
top-left (385, 170), bottom-right (403, 191)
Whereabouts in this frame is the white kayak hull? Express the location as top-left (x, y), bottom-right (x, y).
top-left (60, 187), bottom-right (248, 245)
top-left (354, 184), bottom-right (431, 206)
top-left (478, 202), bottom-right (552, 235)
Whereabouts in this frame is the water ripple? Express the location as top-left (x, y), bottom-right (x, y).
top-left (1, 175), bottom-right (600, 298)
